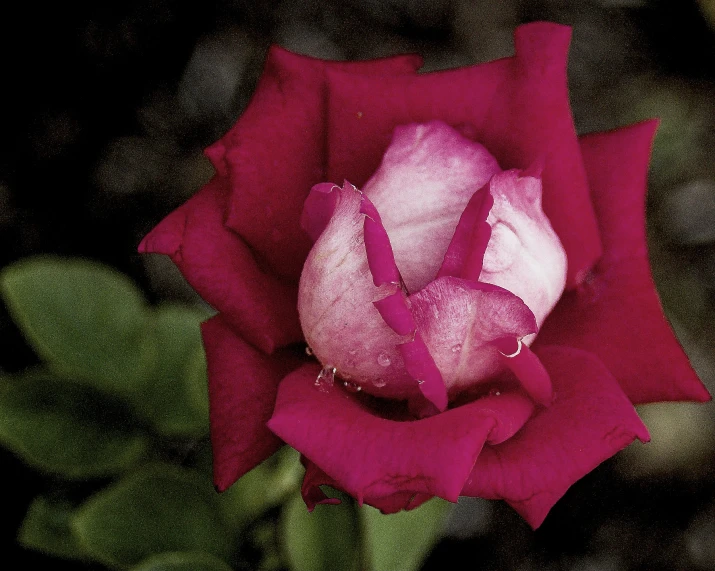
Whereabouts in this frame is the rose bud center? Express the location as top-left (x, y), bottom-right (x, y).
top-left (297, 121), bottom-right (567, 410)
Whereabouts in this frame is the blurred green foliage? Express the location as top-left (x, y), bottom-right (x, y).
top-left (0, 256), bottom-right (450, 570)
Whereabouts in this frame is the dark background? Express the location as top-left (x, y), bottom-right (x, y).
top-left (2, 1), bottom-right (715, 569)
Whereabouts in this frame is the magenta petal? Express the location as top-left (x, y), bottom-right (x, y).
top-left (462, 346), bottom-right (649, 528)
top-left (437, 184), bottom-right (493, 281)
top-left (494, 338), bottom-right (553, 407)
top-left (535, 121), bottom-right (710, 404)
top-left (360, 195), bottom-right (402, 287)
top-left (268, 364), bottom-right (534, 506)
top-left (399, 332), bottom-right (448, 412)
top-left (139, 177), bottom-right (303, 353)
top-left (201, 315), bottom-right (303, 491)
top-left (325, 23), bottom-right (601, 287)
top-left (300, 183), bottom-right (340, 242)
top-left (218, 47), bottom-right (422, 279)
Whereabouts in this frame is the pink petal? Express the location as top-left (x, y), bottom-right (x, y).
top-left (268, 363), bottom-right (535, 507)
top-left (493, 338), bottom-right (553, 407)
top-left (201, 315), bottom-right (303, 491)
top-left (297, 183), bottom-right (419, 401)
top-left (325, 23), bottom-right (601, 288)
top-left (479, 170), bottom-right (567, 328)
top-left (139, 177), bottom-right (303, 354)
top-left (213, 47), bottom-right (422, 280)
top-left (535, 121), bottom-right (710, 404)
top-left (462, 346), bottom-right (649, 528)
top-left (409, 276), bottom-right (537, 396)
top-left (361, 121), bottom-right (501, 292)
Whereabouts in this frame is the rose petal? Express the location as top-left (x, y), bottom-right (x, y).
top-left (268, 363), bottom-right (535, 506)
top-left (325, 22), bottom-right (601, 287)
top-left (301, 182), bottom-right (341, 242)
top-left (214, 47), bottom-right (422, 279)
top-left (462, 346), bottom-right (649, 529)
top-left (201, 315), bottom-right (303, 491)
top-left (479, 170), bottom-right (567, 327)
top-left (298, 183), bottom-right (419, 400)
top-left (362, 121), bottom-right (501, 292)
top-left (302, 459), bottom-right (432, 514)
top-left (409, 276), bottom-right (537, 396)
top-left (139, 177), bottom-right (303, 353)
top-left (535, 121), bottom-right (711, 404)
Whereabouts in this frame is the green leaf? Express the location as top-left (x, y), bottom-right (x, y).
top-left (0, 374), bottom-right (147, 478)
top-left (361, 498), bottom-right (452, 571)
top-left (0, 256), bottom-right (154, 398)
top-left (18, 496), bottom-right (90, 561)
top-left (140, 304), bottom-right (211, 437)
top-left (71, 465), bottom-right (233, 568)
top-left (130, 551), bottom-right (233, 571)
top-left (218, 447), bottom-right (302, 531)
top-left (281, 492), bottom-right (360, 571)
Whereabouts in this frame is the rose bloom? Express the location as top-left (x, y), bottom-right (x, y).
top-left (140, 23), bottom-right (710, 527)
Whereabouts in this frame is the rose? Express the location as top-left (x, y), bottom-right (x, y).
top-left (139, 22), bottom-right (709, 528)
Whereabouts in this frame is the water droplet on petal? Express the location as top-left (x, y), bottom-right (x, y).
top-left (373, 378), bottom-right (386, 388)
top-left (377, 352), bottom-right (391, 367)
top-left (305, 346), bottom-right (313, 356)
top-left (314, 365), bottom-right (336, 393)
top-left (343, 380), bottom-right (362, 393)
top-left (488, 388), bottom-right (501, 396)
top-left (451, 344), bottom-right (462, 353)
top-left (417, 379), bottom-right (425, 385)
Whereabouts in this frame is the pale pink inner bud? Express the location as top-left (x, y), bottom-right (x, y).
top-left (297, 121), bottom-right (567, 403)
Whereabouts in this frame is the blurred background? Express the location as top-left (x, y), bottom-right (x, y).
top-left (1, 0), bottom-right (715, 569)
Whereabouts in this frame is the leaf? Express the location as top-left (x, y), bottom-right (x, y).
top-left (0, 373), bottom-right (147, 478)
top-left (140, 304), bottom-right (212, 437)
top-left (281, 492), bottom-right (360, 571)
top-left (71, 465), bottom-right (233, 568)
top-left (218, 447), bottom-right (302, 531)
top-left (0, 256), bottom-right (155, 398)
top-left (361, 498), bottom-right (452, 571)
top-left (130, 551), bottom-right (234, 571)
top-left (18, 496), bottom-right (90, 561)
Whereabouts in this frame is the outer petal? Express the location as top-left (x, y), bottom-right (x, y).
top-left (535, 121), bottom-right (710, 404)
top-left (301, 459), bottom-right (432, 514)
top-left (462, 346), bottom-right (649, 528)
top-left (268, 363), bottom-right (535, 506)
top-left (211, 47), bottom-right (422, 279)
top-left (202, 315), bottom-right (303, 491)
top-left (409, 276), bottom-right (537, 396)
top-left (139, 177), bottom-right (303, 354)
top-left (325, 22), bottom-right (601, 287)
top-left (362, 121), bottom-right (501, 292)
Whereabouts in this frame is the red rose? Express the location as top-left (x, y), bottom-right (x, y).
top-left (139, 22), bottom-right (709, 528)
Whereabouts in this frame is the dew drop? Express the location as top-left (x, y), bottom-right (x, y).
top-left (305, 346), bottom-right (313, 356)
top-left (377, 352), bottom-right (391, 367)
top-left (451, 344), bottom-right (462, 353)
top-left (488, 388), bottom-right (501, 397)
top-left (343, 380), bottom-right (362, 393)
top-left (417, 379), bottom-right (425, 385)
top-left (373, 378), bottom-right (386, 388)
top-left (314, 365), bottom-right (336, 393)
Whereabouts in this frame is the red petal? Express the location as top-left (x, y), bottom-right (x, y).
top-left (535, 121), bottom-right (710, 404)
top-left (139, 177), bottom-right (303, 353)
top-left (216, 47), bottom-right (422, 280)
top-left (302, 459), bottom-right (432, 514)
top-left (325, 22), bottom-right (601, 287)
top-left (462, 346), bottom-right (649, 528)
top-left (202, 315), bottom-right (303, 491)
top-left (268, 363), bottom-right (534, 506)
